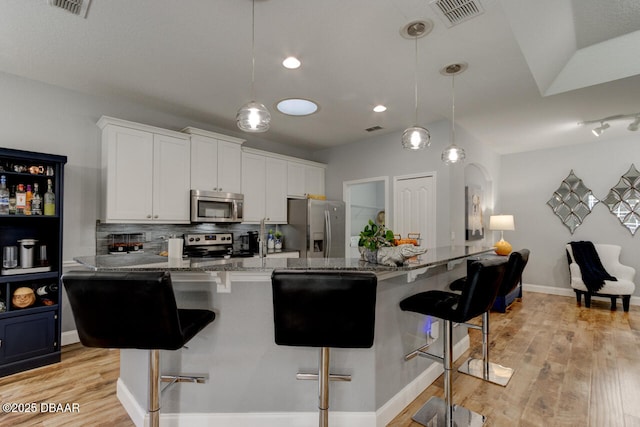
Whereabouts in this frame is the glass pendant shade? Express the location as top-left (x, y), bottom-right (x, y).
top-left (441, 63), bottom-right (466, 164)
top-left (402, 126), bottom-right (431, 150)
top-left (441, 144), bottom-right (466, 164)
top-left (236, 101), bottom-right (271, 132)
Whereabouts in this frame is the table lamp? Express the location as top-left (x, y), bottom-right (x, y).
top-left (489, 215), bottom-right (515, 256)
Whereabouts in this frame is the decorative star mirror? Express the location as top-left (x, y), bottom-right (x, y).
top-left (547, 170), bottom-right (599, 234)
top-left (602, 164), bottom-right (640, 235)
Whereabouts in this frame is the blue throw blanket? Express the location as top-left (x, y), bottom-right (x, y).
top-left (569, 241), bottom-right (617, 293)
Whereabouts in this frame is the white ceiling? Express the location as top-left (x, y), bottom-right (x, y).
top-left (1, 0), bottom-right (640, 154)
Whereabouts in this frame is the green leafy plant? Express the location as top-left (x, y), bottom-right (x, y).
top-left (274, 230), bottom-right (283, 239)
top-left (358, 219), bottom-right (395, 251)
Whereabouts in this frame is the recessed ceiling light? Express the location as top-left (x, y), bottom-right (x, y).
top-left (282, 56), bottom-right (301, 69)
top-left (373, 105), bottom-right (387, 113)
top-left (276, 99), bottom-right (318, 116)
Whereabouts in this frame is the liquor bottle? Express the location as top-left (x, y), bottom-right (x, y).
top-left (16, 183), bottom-right (26, 215)
top-left (8, 185), bottom-right (16, 215)
top-left (36, 283), bottom-right (58, 306)
top-left (0, 175), bottom-right (9, 215)
top-left (31, 183), bottom-right (42, 215)
top-left (44, 179), bottom-right (55, 216)
top-left (25, 184), bottom-right (32, 215)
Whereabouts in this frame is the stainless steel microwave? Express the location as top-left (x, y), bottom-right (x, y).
top-left (190, 190), bottom-right (244, 223)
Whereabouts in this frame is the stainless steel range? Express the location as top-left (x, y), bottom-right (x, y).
top-left (183, 233), bottom-right (253, 258)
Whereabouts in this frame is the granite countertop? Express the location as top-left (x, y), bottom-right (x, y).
top-left (73, 245), bottom-right (493, 273)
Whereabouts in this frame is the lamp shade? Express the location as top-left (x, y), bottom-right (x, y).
top-left (401, 126), bottom-right (430, 150)
top-left (489, 215), bottom-right (514, 231)
top-left (236, 101), bottom-right (271, 132)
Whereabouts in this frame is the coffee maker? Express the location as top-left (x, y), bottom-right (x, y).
top-left (247, 231), bottom-right (260, 254)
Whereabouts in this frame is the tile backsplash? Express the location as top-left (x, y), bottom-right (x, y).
top-left (95, 222), bottom-right (290, 255)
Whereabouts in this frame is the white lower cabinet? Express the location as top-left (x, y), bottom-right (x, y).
top-left (241, 151), bottom-right (287, 223)
top-left (99, 116), bottom-right (191, 223)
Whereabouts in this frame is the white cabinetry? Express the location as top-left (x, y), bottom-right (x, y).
top-left (98, 116), bottom-right (191, 223)
top-left (182, 127), bottom-right (244, 194)
top-left (241, 149), bottom-right (288, 223)
top-left (287, 161), bottom-right (325, 198)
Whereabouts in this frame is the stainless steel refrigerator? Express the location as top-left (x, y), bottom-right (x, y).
top-left (287, 198), bottom-right (345, 258)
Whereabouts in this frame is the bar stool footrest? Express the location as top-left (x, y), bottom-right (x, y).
top-left (412, 396), bottom-right (485, 427)
top-left (296, 373), bottom-right (352, 382)
top-left (161, 374), bottom-right (208, 384)
top-left (457, 357), bottom-right (514, 387)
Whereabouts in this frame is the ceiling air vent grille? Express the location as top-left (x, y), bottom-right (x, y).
top-left (48, 0), bottom-right (91, 18)
top-left (365, 126), bottom-right (383, 132)
top-left (429, 0), bottom-right (484, 28)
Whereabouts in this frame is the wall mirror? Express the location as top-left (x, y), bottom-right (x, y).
top-left (547, 170), bottom-right (598, 234)
top-left (602, 164), bottom-right (640, 235)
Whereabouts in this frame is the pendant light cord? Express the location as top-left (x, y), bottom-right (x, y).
top-left (413, 35), bottom-right (419, 125)
top-left (250, 0), bottom-right (256, 100)
top-left (451, 73), bottom-right (455, 144)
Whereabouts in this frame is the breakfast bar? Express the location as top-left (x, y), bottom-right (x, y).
top-left (73, 246), bottom-right (492, 427)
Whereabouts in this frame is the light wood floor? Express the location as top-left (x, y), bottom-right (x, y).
top-left (0, 292), bottom-right (638, 426)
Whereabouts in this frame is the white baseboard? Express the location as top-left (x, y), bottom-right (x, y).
top-left (523, 283), bottom-right (640, 306)
top-left (115, 336), bottom-right (471, 427)
top-left (61, 330), bottom-right (80, 346)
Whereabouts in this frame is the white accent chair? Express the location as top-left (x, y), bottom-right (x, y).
top-left (566, 243), bottom-right (635, 312)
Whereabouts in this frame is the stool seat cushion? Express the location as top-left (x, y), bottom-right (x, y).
top-left (272, 270), bottom-right (377, 348)
top-left (400, 258), bottom-right (507, 324)
top-left (62, 270), bottom-right (215, 351)
top-left (178, 309), bottom-right (217, 344)
top-left (399, 290), bottom-right (460, 319)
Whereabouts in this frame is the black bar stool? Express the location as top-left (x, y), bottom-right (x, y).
top-left (454, 249), bottom-right (530, 386)
top-left (271, 270), bottom-right (377, 427)
top-left (62, 271), bottom-right (215, 427)
top-left (399, 258), bottom-right (507, 427)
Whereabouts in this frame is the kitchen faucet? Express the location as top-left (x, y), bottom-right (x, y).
top-left (259, 217), bottom-right (269, 258)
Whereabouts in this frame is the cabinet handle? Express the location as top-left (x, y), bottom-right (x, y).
top-left (147, 214), bottom-right (152, 218)
top-left (153, 215), bottom-right (159, 219)
top-left (0, 339), bottom-right (2, 348)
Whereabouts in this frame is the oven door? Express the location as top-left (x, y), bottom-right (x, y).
top-left (191, 195), bottom-right (241, 223)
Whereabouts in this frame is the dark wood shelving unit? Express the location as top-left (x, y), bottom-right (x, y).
top-left (0, 147), bottom-right (66, 377)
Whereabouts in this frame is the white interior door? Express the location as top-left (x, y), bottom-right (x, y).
top-left (393, 173), bottom-right (436, 248)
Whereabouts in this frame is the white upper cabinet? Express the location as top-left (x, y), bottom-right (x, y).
top-left (241, 150), bottom-right (287, 224)
top-left (265, 156), bottom-right (287, 222)
top-left (305, 164), bottom-right (325, 196)
top-left (287, 161), bottom-right (325, 198)
top-left (241, 151), bottom-right (266, 222)
top-left (183, 127), bottom-right (244, 194)
top-left (98, 116), bottom-right (191, 223)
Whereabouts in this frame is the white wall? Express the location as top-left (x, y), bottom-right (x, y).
top-left (500, 134), bottom-right (640, 295)
top-left (315, 121), bottom-right (501, 248)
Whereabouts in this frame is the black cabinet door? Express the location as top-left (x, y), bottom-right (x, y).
top-left (0, 311), bottom-right (56, 364)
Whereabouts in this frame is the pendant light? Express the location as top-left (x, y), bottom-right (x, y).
top-left (236, 0), bottom-right (271, 133)
top-left (401, 22), bottom-right (431, 150)
top-left (441, 63), bottom-right (467, 164)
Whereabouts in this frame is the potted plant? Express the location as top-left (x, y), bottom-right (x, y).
top-left (267, 229), bottom-right (275, 249)
top-left (274, 230), bottom-right (283, 250)
top-left (359, 219), bottom-right (395, 263)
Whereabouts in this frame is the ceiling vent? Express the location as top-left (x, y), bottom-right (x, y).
top-left (48, 0), bottom-right (91, 18)
top-left (365, 126), bottom-right (383, 132)
top-left (429, 0), bottom-right (484, 28)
